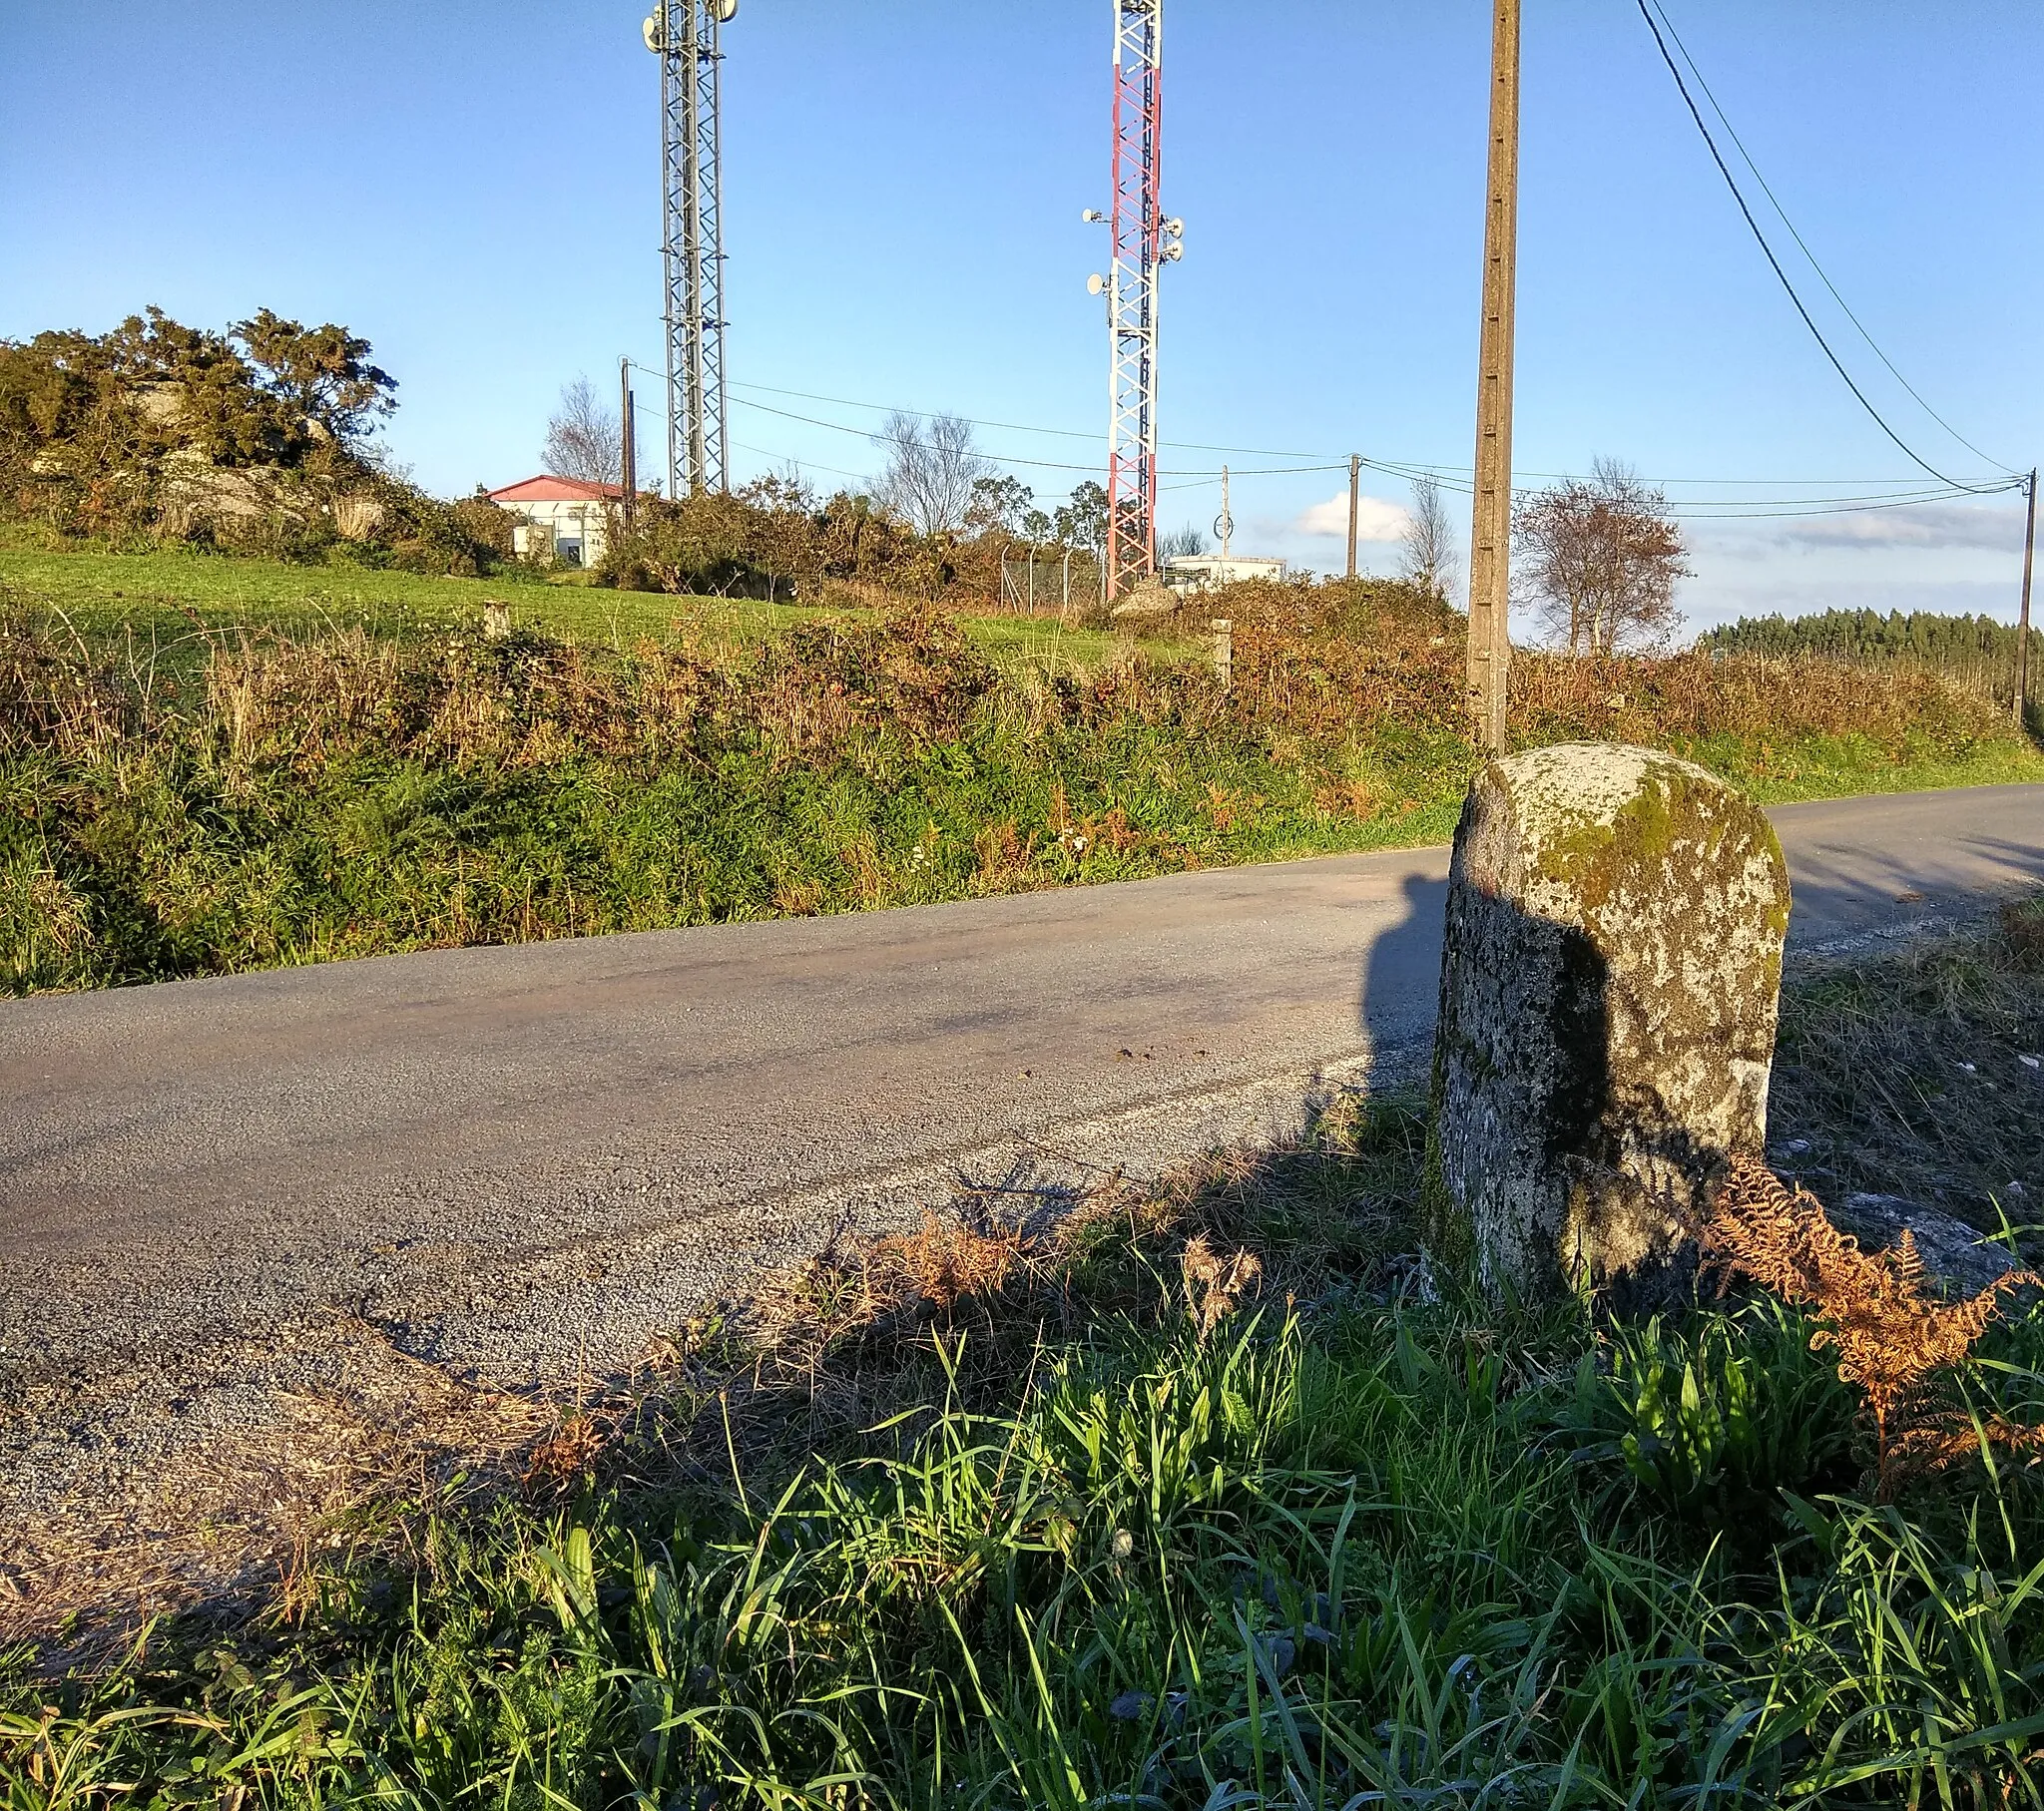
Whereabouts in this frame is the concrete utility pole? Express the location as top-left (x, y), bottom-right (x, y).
top-left (619, 356), bottom-right (637, 518)
top-left (1219, 464), bottom-right (1232, 570)
top-left (1346, 453), bottom-right (1360, 579)
top-left (1465, 0), bottom-right (1520, 754)
top-left (2017, 468), bottom-right (2037, 728)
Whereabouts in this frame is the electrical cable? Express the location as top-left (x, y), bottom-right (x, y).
top-left (725, 378), bottom-right (1982, 492)
top-left (644, 375), bottom-right (2020, 515)
top-left (1645, 0), bottom-right (2011, 474)
top-left (1634, 0), bottom-right (2011, 493)
top-left (726, 431), bottom-right (2012, 537)
top-left (731, 391), bottom-right (1348, 479)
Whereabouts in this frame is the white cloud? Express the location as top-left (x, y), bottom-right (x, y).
top-left (1291, 491), bottom-right (1409, 542)
top-left (1769, 501), bottom-right (2024, 553)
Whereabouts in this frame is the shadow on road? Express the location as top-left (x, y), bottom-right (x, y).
top-left (1356, 871), bottom-right (1449, 1077)
top-left (1780, 829), bottom-right (2044, 949)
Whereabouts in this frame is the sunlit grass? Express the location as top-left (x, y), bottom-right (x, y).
top-left (0, 544), bottom-right (1142, 677)
top-left (3, 546), bottom-right (2038, 998)
top-left (5, 916), bottom-right (2044, 1802)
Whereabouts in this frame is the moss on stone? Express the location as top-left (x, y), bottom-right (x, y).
top-left (1430, 741), bottom-right (1791, 1305)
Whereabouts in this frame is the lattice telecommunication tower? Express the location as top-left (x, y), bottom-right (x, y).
top-left (645, 0), bottom-right (735, 496)
top-left (1087, 1), bottom-right (1183, 598)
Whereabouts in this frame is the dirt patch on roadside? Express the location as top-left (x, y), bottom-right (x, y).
top-left (0, 1311), bottom-right (552, 1656)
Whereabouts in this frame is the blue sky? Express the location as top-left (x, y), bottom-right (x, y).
top-left (3, 2), bottom-right (2038, 635)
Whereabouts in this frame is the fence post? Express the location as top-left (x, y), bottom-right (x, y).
top-left (1212, 618), bottom-right (1233, 691)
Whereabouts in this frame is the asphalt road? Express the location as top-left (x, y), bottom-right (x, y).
top-left (4, 784), bottom-right (2042, 1453)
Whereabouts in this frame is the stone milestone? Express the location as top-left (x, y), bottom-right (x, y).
top-left (1429, 742), bottom-right (1792, 1304)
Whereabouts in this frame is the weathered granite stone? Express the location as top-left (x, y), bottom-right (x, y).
top-left (1428, 743), bottom-right (1792, 1303)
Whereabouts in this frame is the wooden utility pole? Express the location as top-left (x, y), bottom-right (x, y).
top-left (1346, 453), bottom-right (1361, 578)
top-left (619, 356), bottom-right (638, 520)
top-left (2017, 469), bottom-right (2037, 729)
top-left (1465, 0), bottom-right (1519, 754)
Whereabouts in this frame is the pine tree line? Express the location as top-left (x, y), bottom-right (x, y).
top-left (1700, 609), bottom-right (2040, 706)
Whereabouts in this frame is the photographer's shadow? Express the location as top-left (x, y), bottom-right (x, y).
top-left (1357, 869), bottom-right (1450, 1086)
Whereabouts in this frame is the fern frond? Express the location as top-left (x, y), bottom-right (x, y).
top-left (1704, 1155), bottom-right (2041, 1498)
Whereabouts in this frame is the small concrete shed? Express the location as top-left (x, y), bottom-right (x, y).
top-left (486, 474), bottom-right (626, 567)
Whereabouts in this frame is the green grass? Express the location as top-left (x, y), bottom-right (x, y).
top-left (4, 545), bottom-right (2041, 998)
top-left (7, 1099), bottom-right (2044, 1805)
top-left (4, 897), bottom-right (2042, 1806)
top-left (1664, 727), bottom-right (2044, 806)
top-left (0, 545), bottom-right (1139, 676)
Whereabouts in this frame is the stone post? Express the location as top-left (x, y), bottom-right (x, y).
top-left (1428, 743), bottom-right (1791, 1304)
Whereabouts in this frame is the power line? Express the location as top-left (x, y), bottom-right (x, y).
top-left (653, 370), bottom-right (2022, 514)
top-left (732, 377), bottom-right (1097, 443)
top-left (1645, 1), bottom-right (2010, 475)
top-left (731, 391), bottom-right (1348, 480)
top-left (725, 427), bottom-right (2011, 533)
top-left (1633, 0), bottom-right (2011, 494)
top-left (1669, 486), bottom-right (2023, 521)
top-left (726, 377), bottom-right (1982, 491)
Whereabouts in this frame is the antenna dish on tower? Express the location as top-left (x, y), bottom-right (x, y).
top-left (714, 0), bottom-right (738, 19)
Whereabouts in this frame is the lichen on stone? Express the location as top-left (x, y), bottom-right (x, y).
top-left (1430, 742), bottom-right (1791, 1305)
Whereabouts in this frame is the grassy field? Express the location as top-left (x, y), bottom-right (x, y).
top-left (5, 903), bottom-right (2043, 1805)
top-left (0, 544), bottom-right (1137, 675)
top-left (4, 545), bottom-right (2041, 997)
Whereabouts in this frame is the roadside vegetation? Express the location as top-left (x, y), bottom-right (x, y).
top-left (7, 306), bottom-right (2040, 1000)
top-left (0, 538), bottom-right (1130, 669)
top-left (1703, 607), bottom-right (2044, 724)
top-left (7, 561), bottom-right (2039, 997)
top-left (5, 900), bottom-right (2043, 1806)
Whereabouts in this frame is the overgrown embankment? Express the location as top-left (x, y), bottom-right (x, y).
top-left (1703, 605), bottom-right (2044, 723)
top-left (5, 576), bottom-right (2038, 995)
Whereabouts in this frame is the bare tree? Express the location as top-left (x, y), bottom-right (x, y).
top-left (869, 410), bottom-right (994, 536)
top-left (1399, 474), bottom-right (1460, 601)
top-left (1158, 522), bottom-right (1209, 560)
top-left (1514, 456), bottom-right (1690, 655)
top-left (543, 377), bottom-right (624, 487)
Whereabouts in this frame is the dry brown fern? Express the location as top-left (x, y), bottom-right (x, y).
top-left (1181, 1234), bottom-right (1263, 1340)
top-left (1705, 1155), bottom-right (2043, 1498)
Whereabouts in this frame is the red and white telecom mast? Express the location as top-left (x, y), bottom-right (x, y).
top-left (1089, 0), bottom-right (1182, 599)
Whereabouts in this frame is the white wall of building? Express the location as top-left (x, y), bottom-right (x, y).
top-left (503, 498), bottom-right (610, 566)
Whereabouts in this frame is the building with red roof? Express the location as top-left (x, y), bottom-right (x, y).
top-left (486, 474), bottom-right (627, 567)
